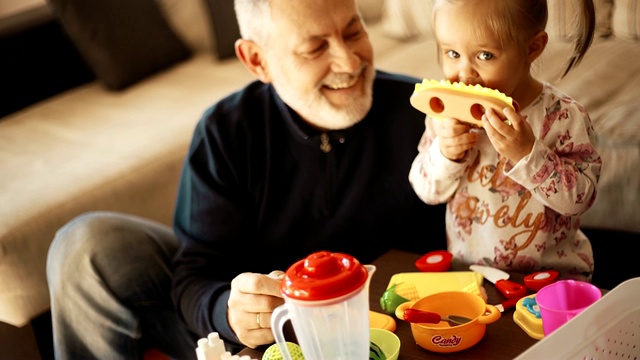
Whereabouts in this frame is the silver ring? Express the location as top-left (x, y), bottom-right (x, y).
top-left (256, 312), bottom-right (262, 328)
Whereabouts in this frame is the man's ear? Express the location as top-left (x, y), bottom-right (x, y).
top-left (527, 31), bottom-right (548, 63)
top-left (235, 39), bottom-right (270, 83)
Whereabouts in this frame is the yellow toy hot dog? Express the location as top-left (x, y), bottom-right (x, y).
top-left (410, 79), bottom-right (519, 127)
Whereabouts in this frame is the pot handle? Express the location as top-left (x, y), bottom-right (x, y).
top-left (477, 304), bottom-right (501, 325)
top-left (394, 300), bottom-right (417, 320)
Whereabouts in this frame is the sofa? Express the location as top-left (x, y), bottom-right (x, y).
top-left (0, 0), bottom-right (638, 337)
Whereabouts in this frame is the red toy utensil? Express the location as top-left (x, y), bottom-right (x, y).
top-left (524, 270), bottom-right (559, 291)
top-left (469, 265), bottom-right (528, 300)
top-left (494, 296), bottom-right (521, 312)
top-left (403, 308), bottom-right (473, 326)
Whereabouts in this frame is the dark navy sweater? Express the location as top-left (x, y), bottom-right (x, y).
top-left (172, 70), bottom-right (447, 348)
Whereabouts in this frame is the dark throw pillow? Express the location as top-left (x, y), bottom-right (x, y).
top-left (47, 0), bottom-right (192, 90)
top-left (202, 0), bottom-right (242, 59)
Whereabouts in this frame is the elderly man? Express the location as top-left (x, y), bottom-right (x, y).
top-left (47, 0), bottom-right (445, 358)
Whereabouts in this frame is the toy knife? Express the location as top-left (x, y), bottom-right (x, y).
top-left (469, 265), bottom-right (528, 300)
top-left (494, 296), bottom-right (521, 312)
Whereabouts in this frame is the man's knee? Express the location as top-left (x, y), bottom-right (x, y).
top-left (48, 211), bottom-right (178, 293)
top-left (51, 212), bottom-right (121, 256)
top-left (47, 212), bottom-right (135, 283)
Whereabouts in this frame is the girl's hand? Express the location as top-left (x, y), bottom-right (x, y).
top-left (436, 117), bottom-right (479, 161)
top-left (482, 107), bottom-right (535, 163)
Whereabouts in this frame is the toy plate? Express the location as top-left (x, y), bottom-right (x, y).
top-left (386, 271), bottom-right (484, 299)
top-left (369, 311), bottom-right (397, 332)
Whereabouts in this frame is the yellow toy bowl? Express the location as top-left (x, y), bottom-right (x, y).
top-left (396, 291), bottom-right (500, 353)
top-left (370, 328), bottom-right (400, 360)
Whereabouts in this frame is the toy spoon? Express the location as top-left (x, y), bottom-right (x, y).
top-left (403, 308), bottom-right (473, 326)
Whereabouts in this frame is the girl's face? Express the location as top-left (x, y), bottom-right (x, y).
top-left (433, 3), bottom-right (530, 100)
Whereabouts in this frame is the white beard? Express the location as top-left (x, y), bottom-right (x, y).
top-left (270, 64), bottom-right (375, 130)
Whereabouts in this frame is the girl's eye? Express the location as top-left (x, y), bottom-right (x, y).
top-left (446, 50), bottom-right (460, 59)
top-left (478, 51), bottom-right (494, 60)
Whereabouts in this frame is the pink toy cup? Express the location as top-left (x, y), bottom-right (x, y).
top-left (535, 280), bottom-right (602, 336)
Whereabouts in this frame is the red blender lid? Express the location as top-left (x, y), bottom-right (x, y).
top-left (281, 251), bottom-right (369, 301)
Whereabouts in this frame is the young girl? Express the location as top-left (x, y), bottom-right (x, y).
top-left (408, 0), bottom-right (601, 280)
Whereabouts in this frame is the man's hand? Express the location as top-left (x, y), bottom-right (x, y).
top-left (228, 270), bottom-right (285, 348)
top-left (436, 117), bottom-right (479, 161)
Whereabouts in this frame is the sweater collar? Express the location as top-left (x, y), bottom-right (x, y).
top-left (271, 86), bottom-right (359, 142)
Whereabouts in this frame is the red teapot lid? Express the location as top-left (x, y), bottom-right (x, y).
top-left (281, 251), bottom-right (369, 301)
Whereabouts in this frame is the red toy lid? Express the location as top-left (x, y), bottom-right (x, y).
top-left (415, 250), bottom-right (452, 272)
top-left (524, 270), bottom-right (559, 291)
top-left (281, 251), bottom-right (369, 301)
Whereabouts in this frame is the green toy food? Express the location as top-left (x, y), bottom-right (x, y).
top-left (262, 342), bottom-right (305, 360)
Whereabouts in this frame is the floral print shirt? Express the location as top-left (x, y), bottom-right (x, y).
top-left (408, 82), bottom-right (601, 280)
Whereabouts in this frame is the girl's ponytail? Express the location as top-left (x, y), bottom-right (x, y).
top-left (561, 0), bottom-right (596, 77)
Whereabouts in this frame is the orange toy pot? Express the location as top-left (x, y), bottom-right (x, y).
top-left (396, 291), bottom-right (501, 353)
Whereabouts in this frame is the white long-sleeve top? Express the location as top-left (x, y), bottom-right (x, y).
top-left (409, 82), bottom-right (601, 280)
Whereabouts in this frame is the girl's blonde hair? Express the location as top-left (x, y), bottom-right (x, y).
top-left (433, 0), bottom-right (595, 78)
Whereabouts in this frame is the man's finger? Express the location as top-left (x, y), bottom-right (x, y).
top-left (233, 272), bottom-right (283, 297)
top-left (268, 270), bottom-right (285, 279)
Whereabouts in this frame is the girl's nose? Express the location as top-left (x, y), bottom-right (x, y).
top-left (457, 60), bottom-right (478, 84)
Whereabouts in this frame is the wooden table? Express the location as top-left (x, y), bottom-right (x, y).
top-left (238, 249), bottom-right (547, 359)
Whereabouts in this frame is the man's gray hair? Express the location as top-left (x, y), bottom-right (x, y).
top-left (234, 0), bottom-right (272, 44)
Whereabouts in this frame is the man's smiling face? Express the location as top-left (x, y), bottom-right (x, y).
top-left (261, 0), bottom-right (375, 130)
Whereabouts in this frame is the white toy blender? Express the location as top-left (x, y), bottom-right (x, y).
top-left (271, 251), bottom-right (376, 360)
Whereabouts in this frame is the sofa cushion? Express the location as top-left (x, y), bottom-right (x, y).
top-left (377, 0), bottom-right (616, 41)
top-left (202, 0), bottom-right (242, 59)
top-left (595, 0), bottom-right (615, 37)
top-left (379, 0), bottom-right (433, 40)
top-left (358, 0), bottom-right (385, 23)
top-left (0, 53), bottom-right (254, 327)
top-left (48, 0), bottom-right (192, 90)
top-left (544, 0), bottom-right (614, 40)
top-left (156, 0), bottom-right (215, 53)
top-left (612, 0), bottom-right (640, 40)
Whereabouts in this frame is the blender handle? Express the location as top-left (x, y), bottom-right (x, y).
top-left (271, 305), bottom-right (294, 360)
